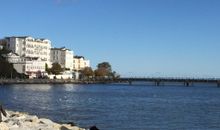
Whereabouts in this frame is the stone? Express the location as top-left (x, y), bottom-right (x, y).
top-left (25, 115), bottom-right (38, 123)
top-left (0, 122), bottom-right (9, 130)
top-left (90, 126), bottom-right (99, 130)
top-left (39, 118), bottom-right (54, 125)
top-left (1, 110), bottom-right (85, 130)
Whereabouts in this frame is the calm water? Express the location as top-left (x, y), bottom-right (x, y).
top-left (0, 84), bottom-right (220, 130)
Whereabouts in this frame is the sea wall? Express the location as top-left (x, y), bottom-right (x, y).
top-left (0, 110), bottom-right (85, 130)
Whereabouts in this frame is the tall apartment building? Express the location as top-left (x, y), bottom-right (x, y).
top-left (73, 56), bottom-right (90, 71)
top-left (50, 47), bottom-right (74, 70)
top-left (4, 36), bottom-right (52, 78)
top-left (5, 36), bottom-right (51, 62)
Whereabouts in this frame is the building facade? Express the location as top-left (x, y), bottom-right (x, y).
top-left (50, 47), bottom-right (74, 70)
top-left (5, 36), bottom-right (51, 63)
top-left (73, 56), bottom-right (90, 71)
top-left (4, 36), bottom-right (52, 78)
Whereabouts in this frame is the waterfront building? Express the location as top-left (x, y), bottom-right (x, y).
top-left (73, 56), bottom-right (90, 71)
top-left (4, 36), bottom-right (52, 78)
top-left (2, 52), bottom-right (21, 63)
top-left (50, 47), bottom-right (74, 70)
top-left (2, 52), bottom-right (46, 78)
top-left (5, 36), bottom-right (51, 63)
top-left (13, 57), bottom-right (47, 78)
top-left (48, 71), bottom-right (73, 79)
top-left (73, 56), bottom-right (90, 79)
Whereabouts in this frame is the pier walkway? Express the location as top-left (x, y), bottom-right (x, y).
top-left (115, 77), bottom-right (220, 87)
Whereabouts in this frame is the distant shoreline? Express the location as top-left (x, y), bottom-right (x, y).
top-left (0, 79), bottom-right (112, 85)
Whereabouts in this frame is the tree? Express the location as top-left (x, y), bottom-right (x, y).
top-left (110, 71), bottom-right (120, 79)
top-left (0, 48), bottom-right (17, 78)
top-left (50, 63), bottom-right (63, 75)
top-left (97, 62), bottom-right (112, 72)
top-left (45, 63), bottom-right (51, 74)
top-left (81, 67), bottom-right (93, 80)
top-left (95, 68), bottom-right (108, 78)
top-left (95, 62), bottom-right (112, 78)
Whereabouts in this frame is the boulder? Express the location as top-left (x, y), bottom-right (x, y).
top-left (0, 122), bottom-right (9, 130)
top-left (39, 118), bottom-right (54, 125)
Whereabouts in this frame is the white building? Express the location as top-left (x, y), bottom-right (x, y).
top-left (50, 47), bottom-right (74, 70)
top-left (73, 56), bottom-right (90, 80)
top-left (2, 53), bottom-right (46, 78)
top-left (5, 36), bottom-right (51, 63)
top-left (73, 56), bottom-right (90, 71)
top-left (2, 52), bottom-right (21, 63)
top-left (4, 36), bottom-right (52, 78)
top-left (14, 57), bottom-right (47, 78)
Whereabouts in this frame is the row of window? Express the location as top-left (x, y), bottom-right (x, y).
top-left (25, 44), bottom-right (48, 49)
top-left (25, 50), bottom-right (48, 55)
top-left (26, 65), bottom-right (44, 70)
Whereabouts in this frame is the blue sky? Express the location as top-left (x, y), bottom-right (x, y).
top-left (0, 0), bottom-right (220, 77)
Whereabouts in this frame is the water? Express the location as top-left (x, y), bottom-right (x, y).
top-left (0, 84), bottom-right (220, 130)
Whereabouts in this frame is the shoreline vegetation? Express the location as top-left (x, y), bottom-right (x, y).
top-left (0, 110), bottom-right (85, 130)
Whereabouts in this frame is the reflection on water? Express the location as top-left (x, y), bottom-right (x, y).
top-left (0, 84), bottom-right (220, 130)
top-left (9, 84), bottom-right (52, 91)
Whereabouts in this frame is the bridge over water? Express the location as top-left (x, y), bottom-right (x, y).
top-left (115, 77), bottom-right (220, 87)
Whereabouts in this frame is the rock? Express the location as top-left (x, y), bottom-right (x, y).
top-left (0, 122), bottom-right (9, 130)
top-left (39, 118), bottom-right (54, 125)
top-left (25, 115), bottom-right (38, 123)
top-left (90, 126), bottom-right (99, 130)
top-left (67, 122), bottom-right (76, 126)
top-left (1, 110), bottom-right (85, 130)
top-left (60, 125), bottom-right (71, 130)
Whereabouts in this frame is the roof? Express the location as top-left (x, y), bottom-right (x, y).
top-left (5, 36), bottom-right (50, 42)
top-left (51, 47), bottom-right (71, 51)
top-left (74, 55), bottom-right (85, 59)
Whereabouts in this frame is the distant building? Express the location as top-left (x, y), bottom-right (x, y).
top-left (4, 36), bottom-right (52, 78)
top-left (5, 36), bottom-right (51, 63)
top-left (2, 52), bottom-right (21, 63)
top-left (50, 47), bottom-right (74, 70)
top-left (73, 56), bottom-right (90, 80)
top-left (2, 52), bottom-right (46, 78)
top-left (73, 56), bottom-right (90, 71)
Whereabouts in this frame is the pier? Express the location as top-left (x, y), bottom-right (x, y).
top-left (114, 77), bottom-right (220, 87)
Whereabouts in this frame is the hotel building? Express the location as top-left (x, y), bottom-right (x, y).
top-left (4, 36), bottom-right (51, 78)
top-left (50, 47), bottom-right (74, 70)
top-left (73, 56), bottom-right (90, 71)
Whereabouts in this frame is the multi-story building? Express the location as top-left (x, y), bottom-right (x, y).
top-left (73, 56), bottom-right (90, 71)
top-left (4, 36), bottom-right (52, 78)
top-left (5, 36), bottom-right (51, 63)
top-left (50, 47), bottom-right (74, 70)
top-left (2, 52), bottom-right (47, 78)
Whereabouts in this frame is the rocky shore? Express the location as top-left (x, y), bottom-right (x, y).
top-left (0, 110), bottom-right (85, 130)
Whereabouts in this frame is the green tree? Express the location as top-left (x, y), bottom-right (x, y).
top-left (50, 63), bottom-right (63, 75)
top-left (45, 63), bottom-right (50, 74)
top-left (81, 67), bottom-right (94, 80)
